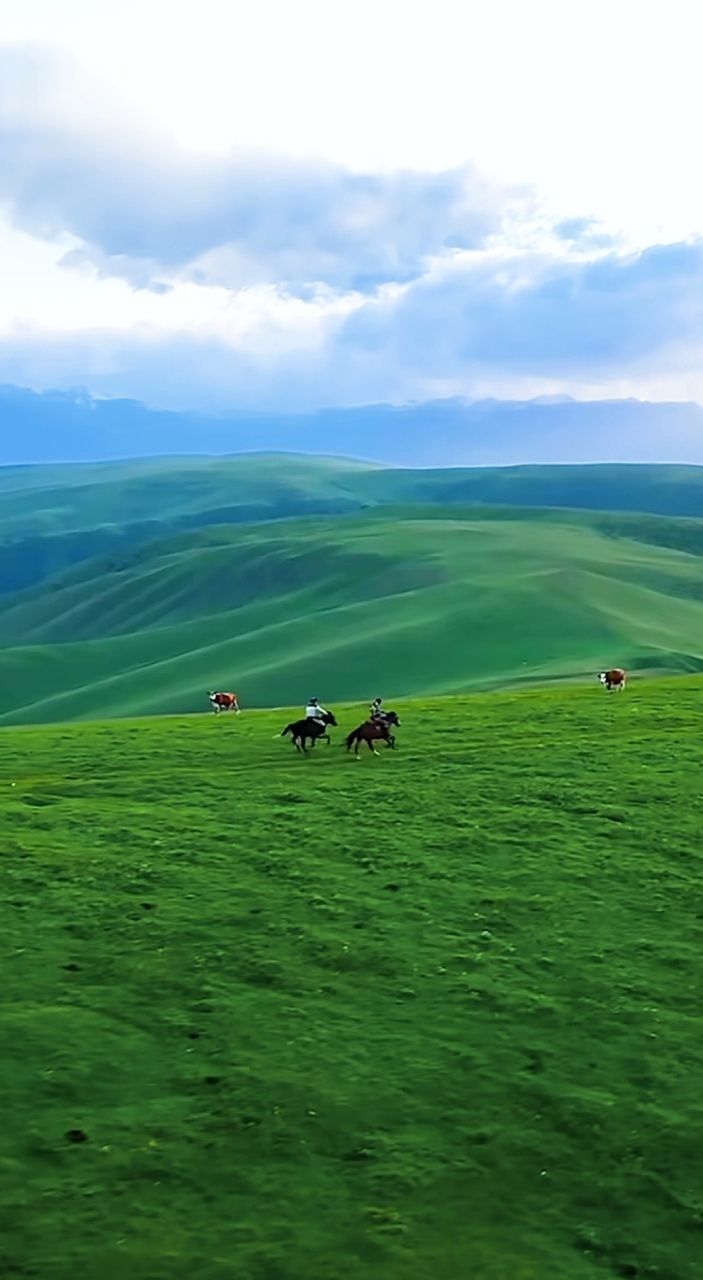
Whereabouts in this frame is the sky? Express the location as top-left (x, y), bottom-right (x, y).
top-left (1, 0), bottom-right (703, 413)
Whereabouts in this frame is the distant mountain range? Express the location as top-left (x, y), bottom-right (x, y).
top-left (2, 385), bottom-right (703, 467)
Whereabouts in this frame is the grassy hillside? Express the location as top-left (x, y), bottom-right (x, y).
top-left (5, 457), bottom-right (703, 530)
top-left (0, 454), bottom-right (379, 537)
top-left (3, 507), bottom-right (703, 724)
top-left (6, 457), bottom-right (703, 600)
top-left (1, 680), bottom-right (702, 1278)
top-left (0, 455), bottom-right (380, 595)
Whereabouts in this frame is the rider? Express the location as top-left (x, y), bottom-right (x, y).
top-left (305, 697), bottom-right (328, 727)
top-left (370, 697), bottom-right (386, 724)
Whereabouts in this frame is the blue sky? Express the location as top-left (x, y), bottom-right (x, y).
top-left (1, 0), bottom-right (702, 413)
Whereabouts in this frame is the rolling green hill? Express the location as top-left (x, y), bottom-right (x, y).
top-left (4, 505), bottom-right (703, 724)
top-left (1, 681), bottom-right (703, 1278)
top-left (5, 456), bottom-right (703, 601)
top-left (0, 455), bottom-right (381, 597)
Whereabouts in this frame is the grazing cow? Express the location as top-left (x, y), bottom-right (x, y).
top-left (598, 669), bottom-right (626, 692)
top-left (208, 691), bottom-right (240, 714)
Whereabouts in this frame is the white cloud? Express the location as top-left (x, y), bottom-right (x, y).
top-left (1, 7), bottom-right (703, 416)
top-left (4, 232), bottom-right (703, 414)
top-left (3, 0), bottom-right (703, 242)
top-left (0, 45), bottom-right (514, 299)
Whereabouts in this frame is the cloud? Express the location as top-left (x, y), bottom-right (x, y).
top-left (325, 240), bottom-right (703, 396)
top-left (3, 236), bottom-right (703, 414)
top-left (2, 43), bottom-right (703, 417)
top-left (0, 45), bottom-right (514, 296)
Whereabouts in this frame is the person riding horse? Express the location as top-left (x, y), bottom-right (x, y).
top-left (370, 697), bottom-right (387, 725)
top-left (281, 700), bottom-right (337, 752)
top-left (306, 697), bottom-right (330, 728)
top-left (347, 708), bottom-right (401, 756)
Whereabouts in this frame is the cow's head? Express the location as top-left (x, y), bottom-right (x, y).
top-left (597, 673), bottom-right (607, 684)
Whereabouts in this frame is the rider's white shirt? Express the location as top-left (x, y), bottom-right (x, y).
top-left (306, 704), bottom-right (326, 719)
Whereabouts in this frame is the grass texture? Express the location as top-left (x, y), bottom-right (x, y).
top-left (1, 679), bottom-right (702, 1278)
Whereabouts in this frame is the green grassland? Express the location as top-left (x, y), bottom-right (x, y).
top-left (1, 680), bottom-right (702, 1279)
top-left (5, 457), bottom-right (703, 546)
top-left (6, 456), bottom-right (703, 726)
top-left (5, 456), bottom-right (703, 602)
top-left (4, 506), bottom-right (703, 724)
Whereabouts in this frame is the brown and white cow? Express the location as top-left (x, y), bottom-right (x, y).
top-left (598, 669), bottom-right (626, 691)
top-left (208, 691), bottom-right (240, 714)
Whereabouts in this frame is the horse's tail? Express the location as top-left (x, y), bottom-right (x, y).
top-left (345, 729), bottom-right (357, 748)
top-left (281, 724), bottom-right (293, 737)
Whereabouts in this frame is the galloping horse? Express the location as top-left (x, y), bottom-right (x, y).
top-left (281, 710), bottom-right (338, 753)
top-left (346, 710), bottom-right (401, 756)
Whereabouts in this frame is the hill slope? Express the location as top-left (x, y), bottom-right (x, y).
top-left (1, 682), bottom-right (702, 1279)
top-left (6, 455), bottom-right (703, 600)
top-left (4, 507), bottom-right (703, 723)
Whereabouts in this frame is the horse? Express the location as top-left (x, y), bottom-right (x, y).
top-left (346, 710), bottom-right (401, 757)
top-left (280, 710), bottom-right (338, 753)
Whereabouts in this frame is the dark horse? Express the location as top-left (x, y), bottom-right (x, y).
top-left (281, 710), bottom-right (338, 753)
top-left (346, 710), bottom-right (401, 756)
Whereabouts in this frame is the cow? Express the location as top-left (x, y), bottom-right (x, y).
top-left (598, 669), bottom-right (626, 692)
top-left (208, 691), bottom-right (240, 714)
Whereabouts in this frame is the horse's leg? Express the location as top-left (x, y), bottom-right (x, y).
top-left (367, 737), bottom-right (379, 757)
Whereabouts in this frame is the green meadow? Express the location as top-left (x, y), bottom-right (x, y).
top-left (1, 680), bottom-right (702, 1279)
top-left (5, 455), bottom-right (703, 724)
top-left (5, 503), bottom-right (703, 724)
